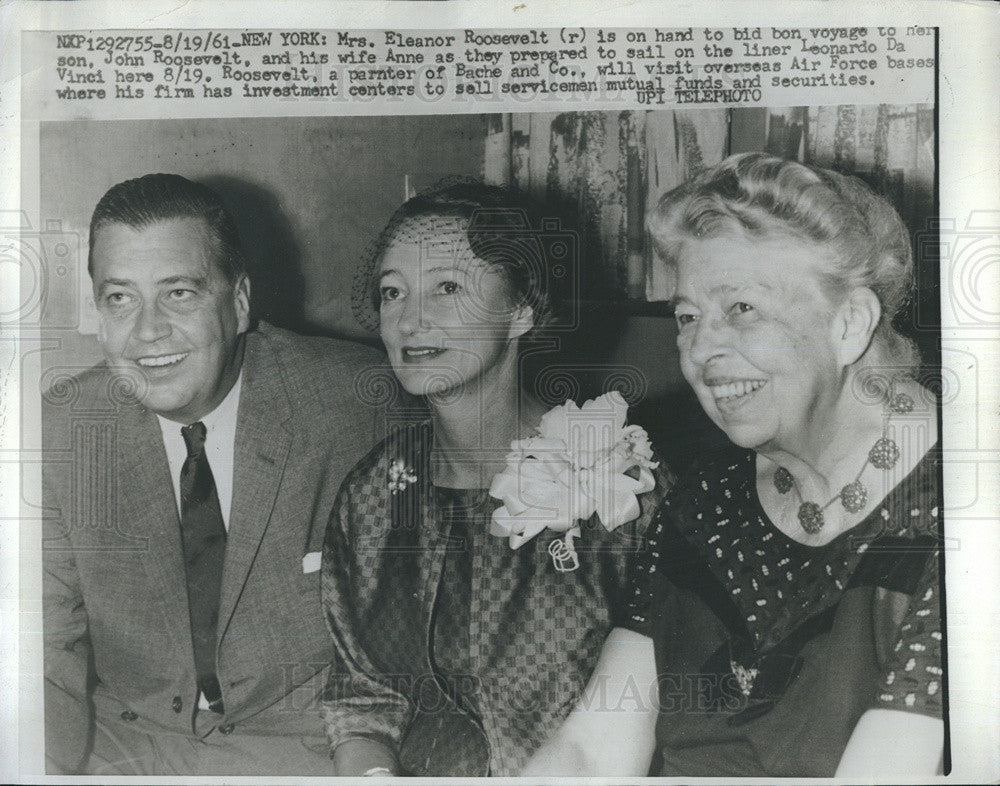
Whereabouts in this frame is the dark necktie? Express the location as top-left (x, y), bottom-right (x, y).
top-left (179, 421), bottom-right (226, 714)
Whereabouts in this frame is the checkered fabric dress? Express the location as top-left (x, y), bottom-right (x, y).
top-left (321, 421), bottom-right (670, 776)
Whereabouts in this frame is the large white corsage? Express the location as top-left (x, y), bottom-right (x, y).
top-left (488, 391), bottom-right (658, 572)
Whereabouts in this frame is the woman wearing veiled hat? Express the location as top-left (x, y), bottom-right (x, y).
top-left (320, 181), bottom-right (669, 776)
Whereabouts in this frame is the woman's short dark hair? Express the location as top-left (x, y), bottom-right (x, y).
top-left (647, 152), bottom-right (920, 372)
top-left (353, 179), bottom-right (572, 338)
top-left (88, 173), bottom-right (246, 284)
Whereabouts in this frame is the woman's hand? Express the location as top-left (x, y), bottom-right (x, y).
top-left (520, 627), bottom-right (659, 776)
top-left (332, 738), bottom-right (400, 776)
top-left (835, 708), bottom-right (944, 776)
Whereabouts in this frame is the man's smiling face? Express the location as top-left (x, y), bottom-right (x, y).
top-left (91, 217), bottom-right (250, 423)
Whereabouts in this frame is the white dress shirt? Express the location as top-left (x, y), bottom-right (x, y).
top-left (157, 372), bottom-right (243, 531)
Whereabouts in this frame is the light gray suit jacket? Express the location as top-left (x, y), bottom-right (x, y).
top-left (42, 322), bottom-right (392, 773)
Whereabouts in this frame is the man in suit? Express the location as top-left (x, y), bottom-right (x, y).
top-left (42, 174), bottom-right (389, 774)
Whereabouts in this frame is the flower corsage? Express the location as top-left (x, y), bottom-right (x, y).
top-left (488, 391), bottom-right (658, 572)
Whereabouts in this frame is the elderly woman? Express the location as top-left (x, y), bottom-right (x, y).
top-left (320, 181), bottom-right (668, 776)
top-left (524, 153), bottom-right (943, 777)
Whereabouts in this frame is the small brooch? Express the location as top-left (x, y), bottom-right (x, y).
top-left (388, 459), bottom-right (417, 494)
top-left (731, 659), bottom-right (759, 697)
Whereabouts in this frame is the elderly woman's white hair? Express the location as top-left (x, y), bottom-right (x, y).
top-left (647, 152), bottom-right (920, 375)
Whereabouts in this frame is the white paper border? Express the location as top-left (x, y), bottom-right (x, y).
top-left (2, 1), bottom-right (997, 783)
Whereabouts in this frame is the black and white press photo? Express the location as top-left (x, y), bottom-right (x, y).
top-left (3, 1), bottom-right (998, 782)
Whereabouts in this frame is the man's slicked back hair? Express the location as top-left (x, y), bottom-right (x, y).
top-left (88, 173), bottom-right (246, 284)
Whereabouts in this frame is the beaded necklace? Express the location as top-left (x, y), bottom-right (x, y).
top-left (773, 392), bottom-right (914, 534)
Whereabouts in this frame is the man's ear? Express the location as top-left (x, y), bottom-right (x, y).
top-left (234, 274), bottom-right (251, 334)
top-left (507, 302), bottom-right (535, 342)
top-left (834, 286), bottom-right (881, 368)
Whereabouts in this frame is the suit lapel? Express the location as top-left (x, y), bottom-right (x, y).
top-left (116, 402), bottom-right (195, 669)
top-left (218, 332), bottom-right (293, 639)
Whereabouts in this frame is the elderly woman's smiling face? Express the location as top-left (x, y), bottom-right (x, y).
top-left (673, 232), bottom-right (845, 453)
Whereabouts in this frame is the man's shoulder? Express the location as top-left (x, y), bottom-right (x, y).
top-left (246, 322), bottom-right (400, 419)
top-left (40, 361), bottom-right (143, 455)
top-left (42, 361), bottom-right (117, 417)
top-left (250, 321), bottom-right (385, 375)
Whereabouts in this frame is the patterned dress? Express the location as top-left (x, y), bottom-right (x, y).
top-left (622, 444), bottom-right (944, 776)
top-left (321, 421), bottom-right (670, 776)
